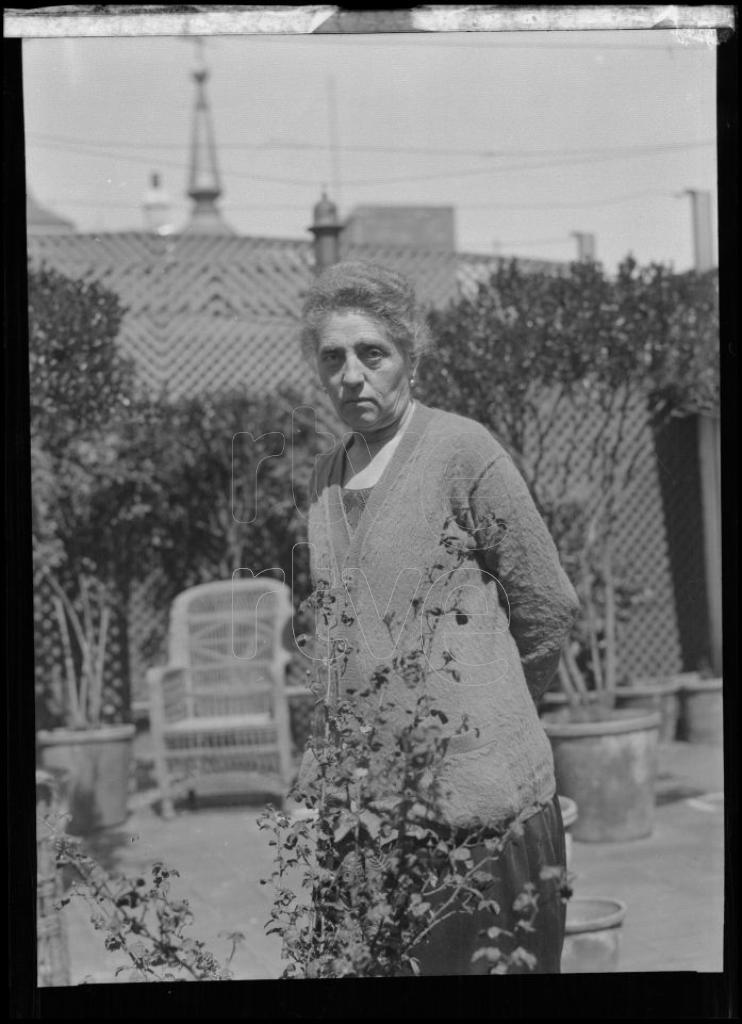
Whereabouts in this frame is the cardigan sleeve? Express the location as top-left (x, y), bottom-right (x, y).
top-left (466, 452), bottom-right (579, 702)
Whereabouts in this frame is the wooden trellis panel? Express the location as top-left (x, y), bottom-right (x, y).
top-left (127, 576), bottom-right (170, 710)
top-left (518, 385), bottom-right (682, 682)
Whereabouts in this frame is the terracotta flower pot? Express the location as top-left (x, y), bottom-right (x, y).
top-left (677, 676), bottom-right (723, 746)
top-left (37, 724), bottom-right (135, 835)
top-left (614, 677), bottom-right (681, 743)
top-left (543, 709), bottom-right (660, 842)
top-left (561, 898), bottom-right (627, 973)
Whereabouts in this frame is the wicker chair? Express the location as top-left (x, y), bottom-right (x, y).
top-left (147, 578), bottom-right (294, 818)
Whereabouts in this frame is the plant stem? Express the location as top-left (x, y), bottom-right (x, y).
top-left (90, 603), bottom-right (110, 725)
top-left (602, 537), bottom-right (617, 693)
top-left (51, 593), bottom-right (82, 728)
top-left (561, 640), bottom-right (590, 699)
top-left (556, 657), bottom-right (581, 707)
top-left (78, 576), bottom-right (93, 725)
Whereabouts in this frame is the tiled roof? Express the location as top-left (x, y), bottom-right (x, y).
top-left (26, 231), bottom-right (561, 397)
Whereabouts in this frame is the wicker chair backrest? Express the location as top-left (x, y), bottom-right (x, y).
top-left (167, 579), bottom-right (292, 717)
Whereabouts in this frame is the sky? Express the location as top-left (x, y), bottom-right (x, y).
top-left (22, 28), bottom-right (718, 271)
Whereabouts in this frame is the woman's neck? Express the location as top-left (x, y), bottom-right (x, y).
top-left (356, 399), bottom-right (415, 453)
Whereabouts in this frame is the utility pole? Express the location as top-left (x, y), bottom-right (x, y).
top-left (326, 76), bottom-right (341, 209)
top-left (684, 188), bottom-right (721, 675)
top-left (684, 189), bottom-right (715, 271)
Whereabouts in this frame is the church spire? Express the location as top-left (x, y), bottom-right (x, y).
top-left (184, 38), bottom-right (234, 235)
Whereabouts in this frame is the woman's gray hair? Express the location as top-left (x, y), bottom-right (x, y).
top-left (299, 260), bottom-right (433, 368)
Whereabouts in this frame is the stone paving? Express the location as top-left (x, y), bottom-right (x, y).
top-left (56, 737), bottom-right (724, 982)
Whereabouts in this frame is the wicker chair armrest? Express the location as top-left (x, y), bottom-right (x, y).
top-left (147, 665), bottom-right (189, 724)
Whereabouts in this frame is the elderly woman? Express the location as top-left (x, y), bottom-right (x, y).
top-left (298, 260), bottom-right (578, 975)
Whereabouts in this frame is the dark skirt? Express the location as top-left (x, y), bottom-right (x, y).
top-left (410, 794), bottom-right (567, 976)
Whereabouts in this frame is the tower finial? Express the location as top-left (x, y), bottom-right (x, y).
top-left (184, 38), bottom-right (234, 235)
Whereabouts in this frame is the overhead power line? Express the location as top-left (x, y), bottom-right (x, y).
top-left (27, 130), bottom-right (715, 161)
top-left (51, 188), bottom-right (681, 213)
top-left (27, 136), bottom-right (715, 189)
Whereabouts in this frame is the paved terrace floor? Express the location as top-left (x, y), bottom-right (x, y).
top-left (56, 737), bottom-right (724, 983)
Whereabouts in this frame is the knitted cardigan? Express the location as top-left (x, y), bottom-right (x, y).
top-left (300, 402), bottom-right (579, 828)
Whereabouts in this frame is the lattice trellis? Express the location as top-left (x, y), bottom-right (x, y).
top-left (128, 575), bottom-right (170, 709)
top-left (518, 385), bottom-right (682, 682)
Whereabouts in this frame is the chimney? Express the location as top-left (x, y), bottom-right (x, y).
top-left (309, 190), bottom-right (342, 273)
top-left (571, 231), bottom-right (596, 262)
top-left (143, 172), bottom-right (174, 235)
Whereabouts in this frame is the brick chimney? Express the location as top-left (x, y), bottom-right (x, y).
top-left (143, 172), bottom-right (174, 235)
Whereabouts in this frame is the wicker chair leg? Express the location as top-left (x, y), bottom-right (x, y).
top-left (152, 747), bottom-right (175, 819)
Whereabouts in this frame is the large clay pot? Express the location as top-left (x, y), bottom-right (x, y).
top-left (37, 725), bottom-right (135, 834)
top-left (561, 898), bottom-right (627, 973)
top-left (538, 690), bottom-right (606, 722)
top-left (543, 710), bottom-right (660, 842)
top-left (614, 677), bottom-right (681, 743)
top-left (677, 676), bottom-right (723, 746)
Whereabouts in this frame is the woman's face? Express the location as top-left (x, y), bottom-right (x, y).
top-left (316, 310), bottom-right (412, 434)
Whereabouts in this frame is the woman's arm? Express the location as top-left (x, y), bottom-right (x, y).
top-left (467, 453), bottom-right (579, 702)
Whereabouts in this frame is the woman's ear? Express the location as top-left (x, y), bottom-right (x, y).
top-left (408, 356), bottom-right (419, 387)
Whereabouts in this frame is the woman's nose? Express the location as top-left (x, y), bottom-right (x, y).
top-left (342, 358), bottom-right (365, 386)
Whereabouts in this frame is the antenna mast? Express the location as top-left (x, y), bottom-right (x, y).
top-left (326, 76), bottom-right (342, 207)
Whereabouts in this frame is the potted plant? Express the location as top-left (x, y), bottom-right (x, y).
top-left (36, 569), bottom-right (135, 835)
top-left (28, 267), bottom-right (142, 834)
top-left (538, 490), bottom-right (662, 843)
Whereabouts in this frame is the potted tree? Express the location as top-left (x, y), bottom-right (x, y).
top-left (538, 492), bottom-right (662, 842)
top-left (35, 568), bottom-right (135, 835)
top-left (29, 265), bottom-right (138, 833)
